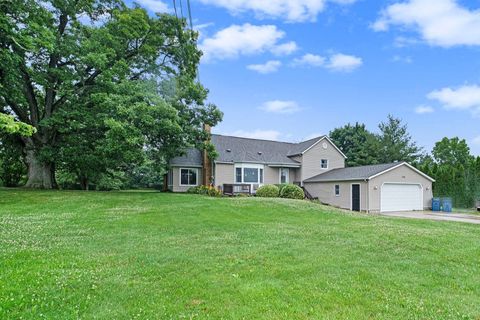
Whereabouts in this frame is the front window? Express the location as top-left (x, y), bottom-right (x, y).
top-left (321, 159), bottom-right (328, 169)
top-left (234, 165), bottom-right (264, 184)
top-left (280, 168), bottom-right (289, 184)
top-left (335, 184), bottom-right (340, 196)
top-left (235, 168), bottom-right (242, 183)
top-left (180, 168), bottom-right (198, 186)
top-left (244, 168), bottom-right (259, 183)
top-left (168, 170), bottom-right (173, 186)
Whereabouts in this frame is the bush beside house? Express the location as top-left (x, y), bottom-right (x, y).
top-left (187, 185), bottom-right (222, 197)
top-left (280, 184), bottom-right (305, 200)
top-left (256, 185), bottom-right (280, 198)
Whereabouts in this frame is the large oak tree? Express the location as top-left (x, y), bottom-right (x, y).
top-left (0, 0), bottom-right (221, 188)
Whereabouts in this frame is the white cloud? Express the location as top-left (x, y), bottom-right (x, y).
top-left (472, 136), bottom-right (480, 146)
top-left (373, 0), bottom-right (480, 47)
top-left (136, 0), bottom-right (170, 13)
top-left (197, 0), bottom-right (357, 23)
top-left (230, 129), bottom-right (282, 140)
top-left (293, 53), bottom-right (326, 67)
top-left (427, 85), bottom-right (480, 114)
top-left (392, 55), bottom-right (413, 63)
top-left (247, 60), bottom-right (282, 74)
top-left (326, 53), bottom-right (363, 72)
top-left (415, 105), bottom-right (434, 114)
top-left (271, 41), bottom-right (298, 55)
top-left (199, 24), bottom-right (295, 61)
top-left (260, 100), bottom-right (300, 114)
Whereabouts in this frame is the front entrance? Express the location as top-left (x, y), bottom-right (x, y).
top-left (351, 184), bottom-right (360, 211)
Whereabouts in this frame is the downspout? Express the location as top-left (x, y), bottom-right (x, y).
top-left (365, 179), bottom-right (370, 214)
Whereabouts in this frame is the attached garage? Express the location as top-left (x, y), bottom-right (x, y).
top-left (380, 183), bottom-right (423, 212)
top-left (303, 162), bottom-right (435, 213)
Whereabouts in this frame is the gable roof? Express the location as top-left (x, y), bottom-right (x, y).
top-left (169, 134), bottom-right (346, 167)
top-left (304, 162), bottom-right (435, 182)
top-left (211, 134), bottom-right (307, 165)
top-left (169, 148), bottom-right (203, 167)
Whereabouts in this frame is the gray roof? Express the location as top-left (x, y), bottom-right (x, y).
top-left (169, 148), bottom-right (203, 167)
top-left (304, 162), bottom-right (404, 182)
top-left (211, 134), bottom-right (324, 165)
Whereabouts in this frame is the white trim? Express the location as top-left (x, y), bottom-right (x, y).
top-left (179, 168), bottom-right (199, 187)
top-left (301, 136), bottom-right (348, 159)
top-left (368, 162), bottom-right (435, 182)
top-left (380, 182), bottom-right (424, 212)
top-left (233, 163), bottom-right (265, 185)
top-left (279, 168), bottom-right (290, 184)
top-left (351, 183), bottom-right (361, 211)
top-left (334, 184), bottom-right (340, 197)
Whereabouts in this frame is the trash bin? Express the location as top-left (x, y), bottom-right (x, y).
top-left (432, 198), bottom-right (441, 211)
top-left (442, 198), bottom-right (452, 213)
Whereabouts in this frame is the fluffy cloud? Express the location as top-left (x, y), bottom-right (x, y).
top-left (230, 130), bottom-right (282, 140)
top-left (199, 24), bottom-right (296, 61)
top-left (326, 53), bottom-right (363, 72)
top-left (197, 0), bottom-right (357, 23)
top-left (136, 0), bottom-right (170, 13)
top-left (373, 0), bottom-right (480, 47)
top-left (427, 85), bottom-right (480, 114)
top-left (247, 60), bottom-right (282, 74)
top-left (271, 41), bottom-right (298, 55)
top-left (293, 53), bottom-right (326, 67)
top-left (260, 100), bottom-right (301, 114)
top-left (293, 53), bottom-right (362, 72)
top-left (415, 105), bottom-right (434, 114)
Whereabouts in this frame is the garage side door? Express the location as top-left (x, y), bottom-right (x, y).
top-left (381, 183), bottom-right (423, 212)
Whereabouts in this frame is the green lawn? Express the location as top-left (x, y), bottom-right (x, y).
top-left (1, 190), bottom-right (480, 319)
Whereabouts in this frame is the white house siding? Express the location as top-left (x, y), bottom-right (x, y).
top-left (304, 180), bottom-right (368, 211)
top-left (214, 163), bottom-right (235, 189)
top-left (301, 139), bottom-right (345, 181)
top-left (368, 165), bottom-right (433, 212)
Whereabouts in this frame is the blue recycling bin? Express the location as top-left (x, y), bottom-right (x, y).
top-left (442, 198), bottom-right (452, 213)
top-left (432, 198), bottom-right (441, 211)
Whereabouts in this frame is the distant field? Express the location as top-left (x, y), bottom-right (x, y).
top-left (1, 189), bottom-right (479, 319)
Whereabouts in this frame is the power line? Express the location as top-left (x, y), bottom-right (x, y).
top-left (186, 0), bottom-right (194, 30)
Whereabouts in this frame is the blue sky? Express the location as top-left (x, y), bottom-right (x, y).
top-left (133, 0), bottom-right (480, 155)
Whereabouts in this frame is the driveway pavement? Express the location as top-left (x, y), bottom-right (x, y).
top-left (378, 211), bottom-right (480, 224)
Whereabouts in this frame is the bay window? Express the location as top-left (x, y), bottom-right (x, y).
top-left (234, 164), bottom-right (264, 185)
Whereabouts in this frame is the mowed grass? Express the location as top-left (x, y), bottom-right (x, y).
top-left (1, 190), bottom-right (480, 319)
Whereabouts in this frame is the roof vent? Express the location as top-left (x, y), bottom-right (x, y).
top-left (258, 151), bottom-right (263, 155)
top-left (226, 149), bottom-right (231, 152)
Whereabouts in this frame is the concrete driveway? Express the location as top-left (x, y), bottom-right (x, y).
top-left (378, 211), bottom-right (480, 224)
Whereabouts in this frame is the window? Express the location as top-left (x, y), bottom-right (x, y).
top-left (180, 168), bottom-right (198, 186)
top-left (321, 159), bottom-right (329, 169)
top-left (234, 165), bottom-right (264, 184)
top-left (335, 184), bottom-right (340, 196)
top-left (235, 168), bottom-right (242, 183)
top-left (280, 168), bottom-right (289, 184)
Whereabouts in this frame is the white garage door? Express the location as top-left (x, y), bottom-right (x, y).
top-left (381, 183), bottom-right (423, 212)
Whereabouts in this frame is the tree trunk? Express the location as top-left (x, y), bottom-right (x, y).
top-left (24, 139), bottom-right (56, 189)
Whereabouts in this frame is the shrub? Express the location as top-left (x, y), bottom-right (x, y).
top-left (280, 184), bottom-right (304, 200)
top-left (276, 184), bottom-right (289, 194)
top-left (187, 185), bottom-right (222, 197)
top-left (256, 184), bottom-right (280, 198)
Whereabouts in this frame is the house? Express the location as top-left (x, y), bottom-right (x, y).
top-left (167, 130), bottom-right (434, 213)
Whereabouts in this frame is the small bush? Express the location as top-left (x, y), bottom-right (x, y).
top-left (256, 184), bottom-right (280, 198)
top-left (276, 184), bottom-right (289, 194)
top-left (280, 184), bottom-right (304, 200)
top-left (187, 185), bottom-right (222, 197)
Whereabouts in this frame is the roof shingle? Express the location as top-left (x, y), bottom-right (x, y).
top-left (304, 162), bottom-right (404, 182)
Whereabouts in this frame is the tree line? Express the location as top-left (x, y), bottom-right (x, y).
top-left (330, 115), bottom-right (480, 208)
top-left (0, 0), bottom-right (222, 190)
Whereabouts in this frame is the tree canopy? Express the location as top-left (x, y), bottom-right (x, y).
top-left (0, 0), bottom-right (222, 189)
